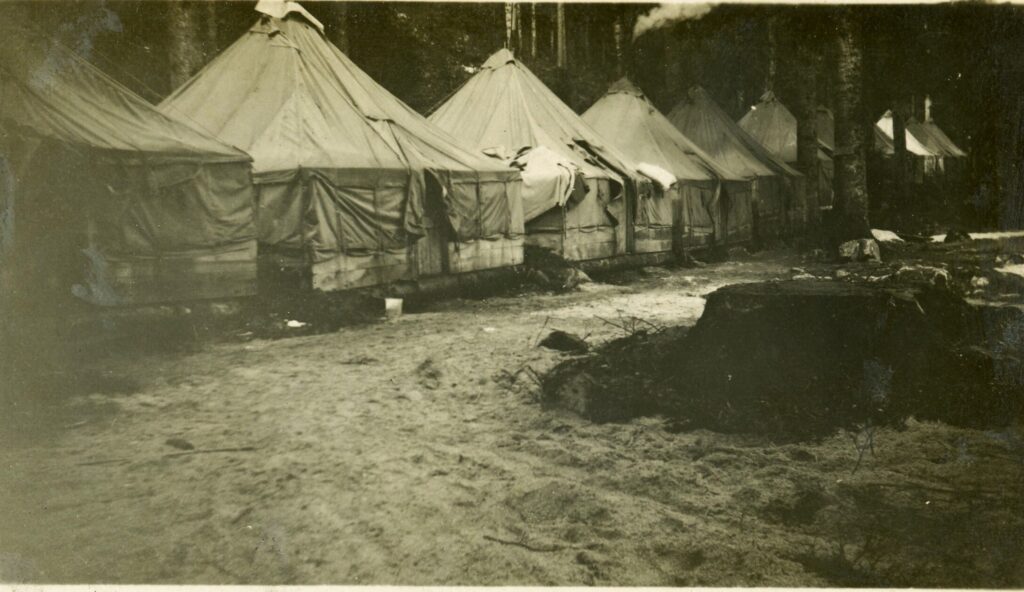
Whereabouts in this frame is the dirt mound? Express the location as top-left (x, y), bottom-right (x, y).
top-left (544, 280), bottom-right (1024, 439)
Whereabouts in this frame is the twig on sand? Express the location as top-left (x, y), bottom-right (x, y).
top-left (77, 458), bottom-right (130, 467)
top-left (596, 314), bottom-right (666, 337)
top-left (78, 446), bottom-right (259, 466)
top-left (518, 365), bottom-right (543, 387)
top-left (850, 421), bottom-right (877, 474)
top-left (164, 446), bottom-right (258, 458)
top-left (483, 534), bottom-right (565, 553)
top-left (483, 534), bottom-right (601, 553)
top-left (595, 315), bottom-right (627, 333)
top-left (530, 316), bottom-right (551, 348)
top-left (497, 363), bottom-right (543, 388)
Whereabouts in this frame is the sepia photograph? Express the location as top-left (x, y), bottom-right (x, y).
top-left (1, 0), bottom-right (1023, 586)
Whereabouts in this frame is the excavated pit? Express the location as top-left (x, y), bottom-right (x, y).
top-left (543, 280), bottom-right (1024, 439)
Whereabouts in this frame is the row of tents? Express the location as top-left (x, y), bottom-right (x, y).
top-left (0, 2), bottom-right (966, 308)
top-left (738, 90), bottom-right (967, 205)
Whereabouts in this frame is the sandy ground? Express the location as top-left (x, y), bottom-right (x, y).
top-left (2, 251), bottom-right (1023, 586)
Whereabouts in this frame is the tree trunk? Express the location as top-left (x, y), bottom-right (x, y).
top-left (793, 41), bottom-right (820, 224)
top-left (203, 2), bottom-right (218, 61)
top-left (504, 2), bottom-right (513, 50)
top-left (613, 14), bottom-right (625, 76)
top-left (581, 10), bottom-right (590, 66)
top-left (530, 3), bottom-right (537, 58)
top-left (664, 29), bottom-right (683, 103)
top-left (549, 5), bottom-right (556, 57)
top-left (556, 3), bottom-right (567, 68)
top-left (891, 99), bottom-right (910, 214)
top-left (997, 82), bottom-right (1024, 229)
top-left (167, 1), bottom-right (204, 89)
top-left (766, 16), bottom-right (777, 92)
top-left (328, 2), bottom-right (350, 54)
top-left (516, 3), bottom-right (524, 56)
top-left (833, 9), bottom-right (871, 242)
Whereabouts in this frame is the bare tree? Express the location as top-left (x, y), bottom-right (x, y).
top-left (327, 2), bottom-right (350, 54)
top-left (766, 15), bottom-right (778, 92)
top-left (167, 1), bottom-right (204, 88)
top-left (202, 2), bottom-right (218, 60)
top-left (556, 3), bottom-right (567, 68)
top-left (793, 38), bottom-right (821, 223)
top-left (530, 3), bottom-right (537, 58)
top-left (997, 76), bottom-right (1024, 229)
top-left (891, 94), bottom-right (912, 213)
top-left (776, 11), bottom-right (824, 226)
top-left (613, 11), bottom-right (627, 77)
top-left (504, 2), bottom-right (513, 50)
top-left (834, 9), bottom-right (871, 241)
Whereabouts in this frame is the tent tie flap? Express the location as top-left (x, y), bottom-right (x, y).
top-left (636, 162), bottom-right (677, 192)
top-left (484, 146), bottom-right (513, 161)
top-left (254, 0), bottom-right (325, 34)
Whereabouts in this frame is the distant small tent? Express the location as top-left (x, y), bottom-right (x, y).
top-left (668, 86), bottom-right (804, 242)
top-left (874, 111), bottom-right (941, 183)
top-left (738, 91), bottom-right (799, 162)
top-left (911, 119), bottom-right (966, 159)
top-left (429, 48), bottom-right (657, 261)
top-left (739, 92), bottom-right (834, 208)
top-left (583, 78), bottom-right (751, 249)
top-left (0, 16), bottom-right (257, 306)
top-left (906, 117), bottom-right (967, 180)
top-left (160, 3), bottom-right (524, 292)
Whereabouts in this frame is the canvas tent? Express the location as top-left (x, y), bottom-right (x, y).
top-left (739, 91), bottom-right (835, 209)
top-left (429, 49), bottom-right (658, 261)
top-left (910, 119), bottom-right (966, 159)
top-left (0, 16), bottom-right (257, 306)
top-left (874, 110), bottom-right (941, 183)
top-left (582, 78), bottom-right (749, 250)
top-left (906, 117), bottom-right (967, 179)
top-left (668, 87), bottom-right (804, 242)
top-left (160, 2), bottom-right (524, 292)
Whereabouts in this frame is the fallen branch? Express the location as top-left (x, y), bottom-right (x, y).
top-left (851, 421), bottom-right (877, 474)
top-left (483, 534), bottom-right (564, 553)
top-left (78, 446), bottom-right (259, 466)
top-left (595, 315), bottom-right (629, 333)
top-left (530, 316), bottom-right (551, 348)
top-left (77, 458), bottom-right (130, 467)
top-left (518, 365), bottom-right (543, 387)
top-left (596, 314), bottom-right (665, 337)
top-left (164, 446), bottom-right (258, 458)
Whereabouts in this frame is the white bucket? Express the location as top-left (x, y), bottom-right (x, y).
top-left (384, 298), bottom-right (403, 319)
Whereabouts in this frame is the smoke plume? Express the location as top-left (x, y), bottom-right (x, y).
top-left (633, 3), bottom-right (712, 40)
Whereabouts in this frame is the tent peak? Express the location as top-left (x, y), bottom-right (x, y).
top-left (254, 0), bottom-right (324, 34)
top-left (687, 85), bottom-right (710, 102)
top-left (608, 77), bottom-right (644, 96)
top-left (758, 90), bottom-right (778, 103)
top-left (482, 48), bottom-right (517, 70)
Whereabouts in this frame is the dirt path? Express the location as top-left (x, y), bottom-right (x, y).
top-left (2, 253), bottom-right (1023, 586)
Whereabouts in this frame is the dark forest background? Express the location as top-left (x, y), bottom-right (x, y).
top-left (11, 1), bottom-right (1024, 231)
